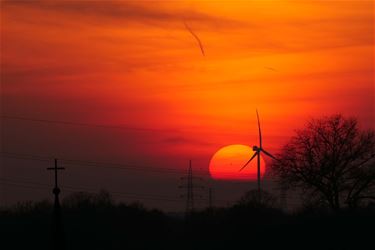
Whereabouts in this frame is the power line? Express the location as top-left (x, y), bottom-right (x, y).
top-left (1, 151), bottom-right (260, 178)
top-left (1, 174), bottom-right (302, 207)
top-left (0, 177), bottom-right (229, 204)
top-left (4, 178), bottom-right (303, 208)
top-left (0, 178), bottom-right (182, 203)
top-left (0, 115), bottom-right (180, 133)
top-left (0, 151), bottom-right (197, 174)
top-left (0, 114), bottom-right (257, 137)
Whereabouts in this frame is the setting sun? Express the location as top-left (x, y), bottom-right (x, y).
top-left (1, 0), bottom-right (374, 248)
top-left (209, 144), bottom-right (266, 181)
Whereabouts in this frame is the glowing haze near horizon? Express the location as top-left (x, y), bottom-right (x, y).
top-left (1, 0), bottom-right (374, 208)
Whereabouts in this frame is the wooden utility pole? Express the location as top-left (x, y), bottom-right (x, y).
top-left (47, 159), bottom-right (65, 250)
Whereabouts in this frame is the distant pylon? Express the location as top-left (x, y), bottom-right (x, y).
top-left (179, 160), bottom-right (203, 216)
top-left (185, 160), bottom-right (194, 214)
top-left (280, 186), bottom-right (288, 211)
top-left (208, 187), bottom-right (213, 209)
top-left (47, 159), bottom-right (65, 250)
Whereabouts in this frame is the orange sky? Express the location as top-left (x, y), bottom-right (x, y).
top-left (1, 0), bottom-right (374, 194)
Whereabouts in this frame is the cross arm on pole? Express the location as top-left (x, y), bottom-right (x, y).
top-left (46, 159), bottom-right (65, 188)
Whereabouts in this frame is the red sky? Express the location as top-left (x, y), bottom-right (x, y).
top-left (1, 0), bottom-right (374, 210)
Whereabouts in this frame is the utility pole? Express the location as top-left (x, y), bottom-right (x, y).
top-left (47, 158), bottom-right (65, 250)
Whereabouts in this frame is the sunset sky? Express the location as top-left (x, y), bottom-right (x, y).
top-left (1, 0), bottom-right (374, 210)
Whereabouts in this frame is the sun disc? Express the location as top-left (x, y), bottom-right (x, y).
top-left (209, 144), bottom-right (265, 181)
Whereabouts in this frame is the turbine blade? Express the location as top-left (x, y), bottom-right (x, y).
top-left (239, 152), bottom-right (258, 172)
top-left (256, 109), bottom-right (262, 148)
top-left (261, 148), bottom-right (276, 160)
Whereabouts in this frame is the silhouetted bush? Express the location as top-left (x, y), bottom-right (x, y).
top-left (236, 189), bottom-right (277, 209)
top-left (1, 190), bottom-right (375, 250)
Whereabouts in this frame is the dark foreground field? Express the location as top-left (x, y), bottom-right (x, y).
top-left (1, 197), bottom-right (374, 250)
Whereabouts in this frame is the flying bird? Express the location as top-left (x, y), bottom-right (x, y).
top-left (264, 66), bottom-right (277, 72)
top-left (184, 21), bottom-right (205, 56)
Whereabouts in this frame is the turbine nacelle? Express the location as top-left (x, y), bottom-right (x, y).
top-left (252, 145), bottom-right (260, 152)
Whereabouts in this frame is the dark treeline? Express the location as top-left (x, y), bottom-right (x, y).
top-left (2, 115), bottom-right (374, 249)
top-left (1, 190), bottom-right (375, 250)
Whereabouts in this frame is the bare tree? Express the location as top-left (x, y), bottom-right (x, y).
top-left (271, 114), bottom-right (375, 211)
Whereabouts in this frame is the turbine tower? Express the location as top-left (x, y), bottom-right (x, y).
top-left (239, 110), bottom-right (276, 201)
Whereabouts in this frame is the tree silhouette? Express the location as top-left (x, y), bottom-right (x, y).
top-left (62, 189), bottom-right (113, 209)
top-left (236, 189), bottom-right (277, 209)
top-left (271, 114), bottom-right (375, 211)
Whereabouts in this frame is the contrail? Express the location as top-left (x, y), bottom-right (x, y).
top-left (184, 21), bottom-right (205, 56)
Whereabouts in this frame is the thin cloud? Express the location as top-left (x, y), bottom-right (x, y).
top-left (163, 136), bottom-right (213, 147)
top-left (3, 0), bottom-right (240, 28)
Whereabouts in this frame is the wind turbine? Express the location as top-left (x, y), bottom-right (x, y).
top-left (239, 110), bottom-right (276, 201)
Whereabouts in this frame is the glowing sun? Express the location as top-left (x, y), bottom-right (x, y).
top-left (209, 144), bottom-right (265, 181)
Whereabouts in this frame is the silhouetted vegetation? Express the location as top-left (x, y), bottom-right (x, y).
top-left (236, 189), bottom-right (277, 209)
top-left (1, 190), bottom-right (375, 249)
top-left (3, 115), bottom-right (375, 249)
top-left (271, 114), bottom-right (375, 211)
